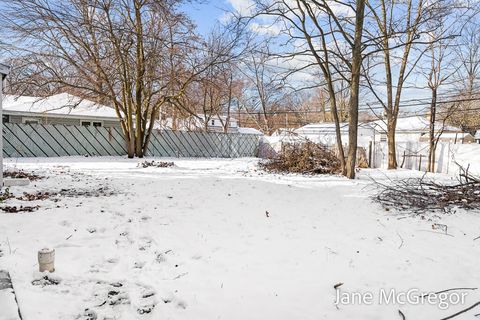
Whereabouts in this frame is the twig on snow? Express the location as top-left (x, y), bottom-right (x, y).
top-left (396, 232), bottom-right (404, 249)
top-left (334, 282), bottom-right (344, 289)
top-left (421, 287), bottom-right (477, 298)
top-left (440, 301), bottom-right (480, 319)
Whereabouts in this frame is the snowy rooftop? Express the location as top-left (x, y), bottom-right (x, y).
top-left (3, 93), bottom-right (119, 119)
top-left (294, 122), bottom-right (376, 135)
top-left (295, 122), bottom-right (349, 134)
top-left (237, 127), bottom-right (263, 135)
top-left (370, 116), bottom-right (461, 133)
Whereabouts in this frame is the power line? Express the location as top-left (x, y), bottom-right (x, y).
top-left (232, 95), bottom-right (480, 117)
top-left (235, 105), bottom-right (480, 127)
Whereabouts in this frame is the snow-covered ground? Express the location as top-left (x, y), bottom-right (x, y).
top-left (1, 157), bottom-right (479, 320)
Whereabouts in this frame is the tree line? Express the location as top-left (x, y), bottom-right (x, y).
top-left (1, 0), bottom-right (480, 178)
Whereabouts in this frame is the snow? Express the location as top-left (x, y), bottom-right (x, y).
top-left (0, 288), bottom-right (21, 320)
top-left (3, 93), bottom-right (119, 119)
top-left (1, 157), bottom-right (479, 319)
top-left (450, 143), bottom-right (480, 175)
top-left (0, 271), bottom-right (21, 320)
top-left (237, 127), bottom-right (263, 135)
top-left (371, 116), bottom-right (461, 133)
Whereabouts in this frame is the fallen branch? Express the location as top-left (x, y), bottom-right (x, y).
top-left (441, 301), bottom-right (480, 319)
top-left (397, 232), bottom-right (404, 249)
top-left (372, 167), bottom-right (480, 213)
top-left (421, 287), bottom-right (477, 298)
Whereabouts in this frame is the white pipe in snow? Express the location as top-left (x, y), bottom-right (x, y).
top-left (38, 248), bottom-right (55, 272)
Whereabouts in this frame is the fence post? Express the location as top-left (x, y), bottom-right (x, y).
top-left (0, 65), bottom-right (10, 188)
top-left (418, 154), bottom-right (423, 171)
top-left (368, 141), bottom-right (372, 168)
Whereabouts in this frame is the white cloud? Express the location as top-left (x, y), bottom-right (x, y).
top-left (249, 22), bottom-right (282, 36)
top-left (226, 0), bottom-right (255, 16)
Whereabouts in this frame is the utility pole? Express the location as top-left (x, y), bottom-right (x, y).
top-left (0, 63), bottom-right (10, 188)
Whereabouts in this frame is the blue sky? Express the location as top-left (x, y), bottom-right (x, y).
top-left (181, 0), bottom-right (236, 35)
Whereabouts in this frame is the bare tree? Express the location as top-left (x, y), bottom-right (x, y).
top-left (448, 22), bottom-right (480, 131)
top-left (238, 49), bottom-right (289, 135)
top-left (346, 0), bottom-right (367, 179)
top-left (2, 0), bottom-right (242, 157)
top-left (423, 28), bottom-right (458, 172)
top-left (240, 0), bottom-right (369, 177)
top-left (363, 0), bottom-right (455, 169)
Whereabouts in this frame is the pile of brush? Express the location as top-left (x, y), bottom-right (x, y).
top-left (261, 141), bottom-right (341, 175)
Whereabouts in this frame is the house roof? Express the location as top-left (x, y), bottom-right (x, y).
top-left (295, 122), bottom-right (349, 135)
top-left (3, 93), bottom-right (119, 119)
top-left (370, 116), bottom-right (461, 133)
top-left (238, 127), bottom-right (263, 135)
top-left (294, 122), bottom-right (376, 136)
top-left (436, 132), bottom-right (474, 139)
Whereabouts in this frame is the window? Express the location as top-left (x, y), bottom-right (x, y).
top-left (22, 117), bottom-right (40, 125)
top-left (380, 134), bottom-right (387, 142)
top-left (81, 120), bottom-right (103, 127)
top-left (2, 115), bottom-right (9, 123)
top-left (211, 120), bottom-right (215, 126)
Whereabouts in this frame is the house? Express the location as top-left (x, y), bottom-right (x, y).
top-left (370, 116), bottom-right (475, 144)
top-left (190, 114), bottom-right (239, 133)
top-left (294, 122), bottom-right (377, 148)
top-left (156, 114), bottom-right (261, 134)
top-left (287, 116), bottom-right (474, 149)
top-left (2, 93), bottom-right (121, 128)
top-left (475, 131), bottom-right (480, 144)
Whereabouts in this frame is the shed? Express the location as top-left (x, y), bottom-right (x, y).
top-left (294, 122), bottom-right (377, 148)
top-left (3, 93), bottom-right (121, 128)
top-left (370, 116), bottom-right (475, 143)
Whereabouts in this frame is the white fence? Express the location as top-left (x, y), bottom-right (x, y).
top-left (370, 141), bottom-right (480, 174)
top-left (261, 135), bottom-right (480, 175)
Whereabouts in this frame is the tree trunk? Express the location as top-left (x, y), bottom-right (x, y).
top-left (127, 137), bottom-right (135, 158)
top-left (428, 88), bottom-right (437, 172)
top-left (346, 0), bottom-right (366, 179)
top-left (387, 115), bottom-right (397, 169)
top-left (329, 95), bottom-right (346, 175)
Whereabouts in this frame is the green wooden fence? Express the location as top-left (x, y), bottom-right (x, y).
top-left (2, 123), bottom-right (261, 158)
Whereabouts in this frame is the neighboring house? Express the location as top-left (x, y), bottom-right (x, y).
top-left (475, 131), bottom-right (480, 144)
top-left (287, 116), bottom-right (474, 148)
top-left (294, 122), bottom-right (377, 148)
top-left (370, 116), bottom-right (475, 144)
top-left (2, 93), bottom-right (121, 128)
top-left (191, 114), bottom-right (239, 133)
top-left (156, 114), bottom-right (260, 134)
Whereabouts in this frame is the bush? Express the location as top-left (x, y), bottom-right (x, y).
top-left (260, 141), bottom-right (341, 174)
